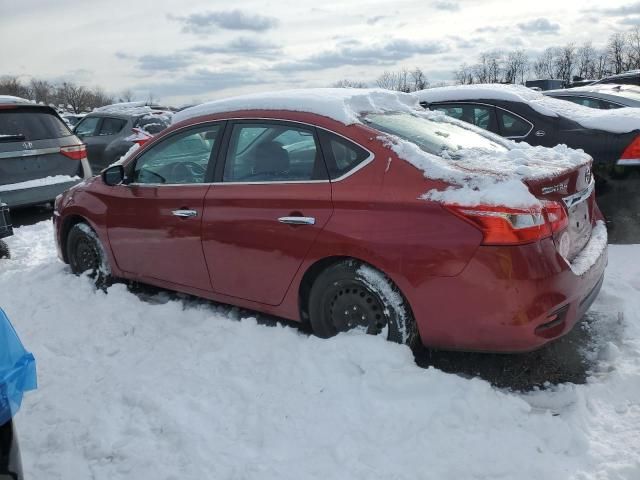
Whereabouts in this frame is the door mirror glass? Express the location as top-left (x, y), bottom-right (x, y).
top-left (102, 165), bottom-right (125, 186)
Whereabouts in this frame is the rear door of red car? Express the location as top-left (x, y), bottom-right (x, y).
top-left (106, 123), bottom-right (225, 291)
top-left (201, 120), bottom-right (333, 306)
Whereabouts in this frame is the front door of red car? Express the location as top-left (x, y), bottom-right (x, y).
top-left (106, 123), bottom-right (224, 291)
top-left (202, 120), bottom-right (333, 305)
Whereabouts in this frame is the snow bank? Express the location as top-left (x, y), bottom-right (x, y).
top-left (413, 84), bottom-right (640, 134)
top-left (172, 88), bottom-right (419, 125)
top-left (1, 221), bottom-right (639, 480)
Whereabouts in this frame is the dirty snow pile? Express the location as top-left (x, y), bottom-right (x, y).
top-left (1, 221), bottom-right (639, 480)
top-left (413, 84), bottom-right (640, 134)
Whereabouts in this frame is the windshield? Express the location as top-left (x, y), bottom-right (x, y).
top-left (363, 112), bottom-right (507, 157)
top-left (0, 108), bottom-right (71, 142)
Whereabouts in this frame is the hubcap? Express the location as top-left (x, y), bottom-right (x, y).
top-left (329, 284), bottom-right (387, 335)
top-left (75, 237), bottom-right (99, 274)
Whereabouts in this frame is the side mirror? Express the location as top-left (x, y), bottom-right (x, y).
top-left (102, 165), bottom-right (125, 186)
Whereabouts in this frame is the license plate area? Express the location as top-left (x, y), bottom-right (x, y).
top-left (566, 198), bottom-right (591, 260)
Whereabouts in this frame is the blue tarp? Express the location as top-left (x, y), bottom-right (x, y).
top-left (0, 308), bottom-right (36, 425)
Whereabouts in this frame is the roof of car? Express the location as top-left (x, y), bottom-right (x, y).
top-left (412, 84), bottom-right (640, 134)
top-left (172, 88), bottom-right (423, 126)
top-left (0, 95), bottom-right (35, 105)
top-left (546, 84), bottom-right (640, 95)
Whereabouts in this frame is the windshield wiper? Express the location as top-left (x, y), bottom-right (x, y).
top-left (0, 134), bottom-right (26, 142)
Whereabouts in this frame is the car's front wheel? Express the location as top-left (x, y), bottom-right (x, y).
top-left (66, 223), bottom-right (111, 287)
top-left (308, 260), bottom-right (419, 348)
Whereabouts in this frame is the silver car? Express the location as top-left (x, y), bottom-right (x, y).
top-left (0, 96), bottom-right (92, 208)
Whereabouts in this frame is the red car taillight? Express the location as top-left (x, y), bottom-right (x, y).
top-left (446, 201), bottom-right (568, 245)
top-left (60, 144), bottom-right (87, 161)
top-left (618, 135), bottom-right (640, 166)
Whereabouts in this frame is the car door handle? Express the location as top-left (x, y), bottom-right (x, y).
top-left (172, 209), bottom-right (198, 218)
top-left (278, 216), bottom-right (316, 225)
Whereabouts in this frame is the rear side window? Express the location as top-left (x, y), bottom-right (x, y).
top-left (433, 104), bottom-right (497, 131)
top-left (497, 111), bottom-right (532, 138)
top-left (134, 114), bottom-right (171, 134)
top-left (319, 131), bottom-right (370, 179)
top-left (0, 108), bottom-right (71, 141)
top-left (75, 117), bottom-right (100, 136)
top-left (99, 117), bottom-right (127, 136)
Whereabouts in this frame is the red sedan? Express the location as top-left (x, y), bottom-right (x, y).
top-left (53, 90), bottom-right (607, 352)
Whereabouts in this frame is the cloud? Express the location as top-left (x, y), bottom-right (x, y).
top-left (433, 1), bottom-right (460, 11)
top-left (476, 26), bottom-right (500, 33)
top-left (272, 38), bottom-right (449, 72)
top-left (366, 15), bottom-right (387, 25)
top-left (137, 68), bottom-right (264, 98)
top-left (191, 37), bottom-right (282, 58)
top-left (517, 18), bottom-right (560, 33)
top-left (116, 52), bottom-right (195, 72)
top-left (589, 2), bottom-right (640, 16)
top-left (620, 16), bottom-right (640, 25)
top-left (169, 9), bottom-right (278, 34)
top-left (448, 35), bottom-right (485, 49)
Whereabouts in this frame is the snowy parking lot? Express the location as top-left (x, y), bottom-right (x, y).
top-left (1, 220), bottom-right (639, 479)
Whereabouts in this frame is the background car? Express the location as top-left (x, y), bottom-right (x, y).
top-left (545, 84), bottom-right (640, 109)
top-left (413, 84), bottom-right (640, 177)
top-left (73, 102), bottom-right (172, 172)
top-left (0, 95), bottom-right (92, 209)
top-left (591, 70), bottom-right (640, 86)
top-left (0, 201), bottom-right (11, 259)
top-left (53, 89), bottom-right (606, 353)
top-left (60, 112), bottom-right (86, 128)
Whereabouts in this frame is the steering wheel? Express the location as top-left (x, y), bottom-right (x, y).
top-left (169, 161), bottom-right (206, 183)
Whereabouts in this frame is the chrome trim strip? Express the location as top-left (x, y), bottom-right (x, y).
top-left (0, 146), bottom-right (60, 159)
top-left (616, 158), bottom-right (640, 166)
top-left (562, 180), bottom-right (595, 208)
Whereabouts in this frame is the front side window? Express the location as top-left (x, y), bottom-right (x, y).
top-left (223, 123), bottom-right (326, 182)
top-left (132, 125), bottom-right (220, 184)
top-left (75, 117), bottom-right (100, 137)
top-left (497, 111), bottom-right (532, 138)
top-left (99, 117), bottom-right (127, 136)
top-left (364, 112), bottom-right (506, 157)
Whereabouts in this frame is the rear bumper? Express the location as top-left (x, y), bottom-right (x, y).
top-left (0, 178), bottom-right (81, 209)
top-left (412, 225), bottom-right (608, 353)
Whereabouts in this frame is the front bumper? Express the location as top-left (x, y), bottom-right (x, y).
top-left (412, 225), bottom-right (608, 353)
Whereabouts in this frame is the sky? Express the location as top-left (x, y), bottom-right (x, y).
top-left (2, 0), bottom-right (640, 106)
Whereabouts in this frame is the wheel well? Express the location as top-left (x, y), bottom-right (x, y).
top-left (59, 215), bottom-right (89, 263)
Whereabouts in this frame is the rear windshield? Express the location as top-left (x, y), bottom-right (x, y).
top-left (134, 114), bottom-right (171, 134)
top-left (363, 112), bottom-right (507, 156)
top-left (0, 108), bottom-right (72, 142)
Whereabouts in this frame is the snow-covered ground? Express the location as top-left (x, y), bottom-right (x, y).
top-left (1, 221), bottom-right (639, 480)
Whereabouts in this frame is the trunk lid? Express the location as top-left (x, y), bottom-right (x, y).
top-left (524, 161), bottom-right (595, 260)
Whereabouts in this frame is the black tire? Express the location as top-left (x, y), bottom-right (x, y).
top-left (0, 240), bottom-right (9, 259)
top-left (308, 260), bottom-right (419, 348)
top-left (66, 223), bottom-right (111, 287)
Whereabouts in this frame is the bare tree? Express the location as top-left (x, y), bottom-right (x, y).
top-left (57, 82), bottom-right (90, 113)
top-left (555, 43), bottom-right (577, 83)
top-left (453, 63), bottom-right (474, 84)
top-left (608, 32), bottom-right (628, 74)
top-left (409, 67), bottom-right (429, 91)
top-left (576, 42), bottom-right (597, 79)
top-left (533, 47), bottom-right (560, 79)
top-left (0, 76), bottom-right (30, 98)
top-left (29, 79), bottom-right (54, 104)
top-left (146, 92), bottom-right (157, 104)
top-left (332, 79), bottom-right (368, 88)
top-left (627, 27), bottom-right (640, 70)
top-left (504, 50), bottom-right (529, 84)
top-left (119, 88), bottom-right (135, 102)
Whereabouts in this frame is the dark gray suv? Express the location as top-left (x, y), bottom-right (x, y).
top-left (73, 103), bottom-right (172, 172)
top-left (0, 96), bottom-right (92, 209)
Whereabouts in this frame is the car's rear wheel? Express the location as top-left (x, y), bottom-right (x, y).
top-left (66, 223), bottom-right (111, 287)
top-left (308, 260), bottom-right (419, 348)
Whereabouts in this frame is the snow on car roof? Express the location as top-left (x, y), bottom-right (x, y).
top-left (172, 88), bottom-right (421, 125)
top-left (0, 95), bottom-right (32, 105)
top-left (94, 101), bottom-right (173, 118)
top-left (174, 88), bottom-right (591, 208)
top-left (413, 84), bottom-right (640, 134)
